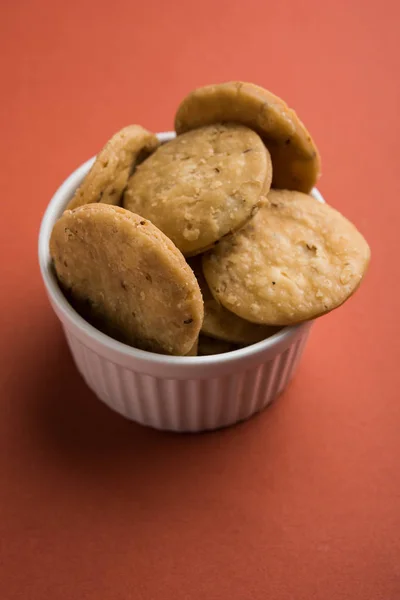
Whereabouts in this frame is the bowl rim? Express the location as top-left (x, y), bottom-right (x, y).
top-left (38, 131), bottom-right (324, 368)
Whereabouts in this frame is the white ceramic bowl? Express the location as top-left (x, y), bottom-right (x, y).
top-left (39, 132), bottom-right (323, 432)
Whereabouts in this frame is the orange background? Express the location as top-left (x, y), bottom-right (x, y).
top-left (1, 1), bottom-right (400, 598)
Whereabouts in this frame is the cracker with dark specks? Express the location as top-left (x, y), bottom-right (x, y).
top-left (67, 125), bottom-right (159, 210)
top-left (123, 124), bottom-right (272, 256)
top-left (190, 257), bottom-right (279, 344)
top-left (203, 190), bottom-right (370, 326)
top-left (175, 82), bottom-right (320, 193)
top-left (50, 204), bottom-right (203, 355)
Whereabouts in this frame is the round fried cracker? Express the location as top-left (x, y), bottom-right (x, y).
top-left (175, 81), bottom-right (320, 193)
top-left (203, 190), bottom-right (370, 325)
top-left (50, 204), bottom-right (203, 355)
top-left (123, 124), bottom-right (272, 256)
top-left (67, 125), bottom-right (159, 210)
top-left (190, 258), bottom-right (279, 344)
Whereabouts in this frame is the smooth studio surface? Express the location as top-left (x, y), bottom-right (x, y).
top-left (1, 1), bottom-right (400, 599)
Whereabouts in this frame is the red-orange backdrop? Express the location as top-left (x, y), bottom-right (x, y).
top-left (1, 1), bottom-right (399, 598)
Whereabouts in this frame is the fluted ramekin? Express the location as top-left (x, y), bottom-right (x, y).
top-left (39, 132), bottom-right (322, 432)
